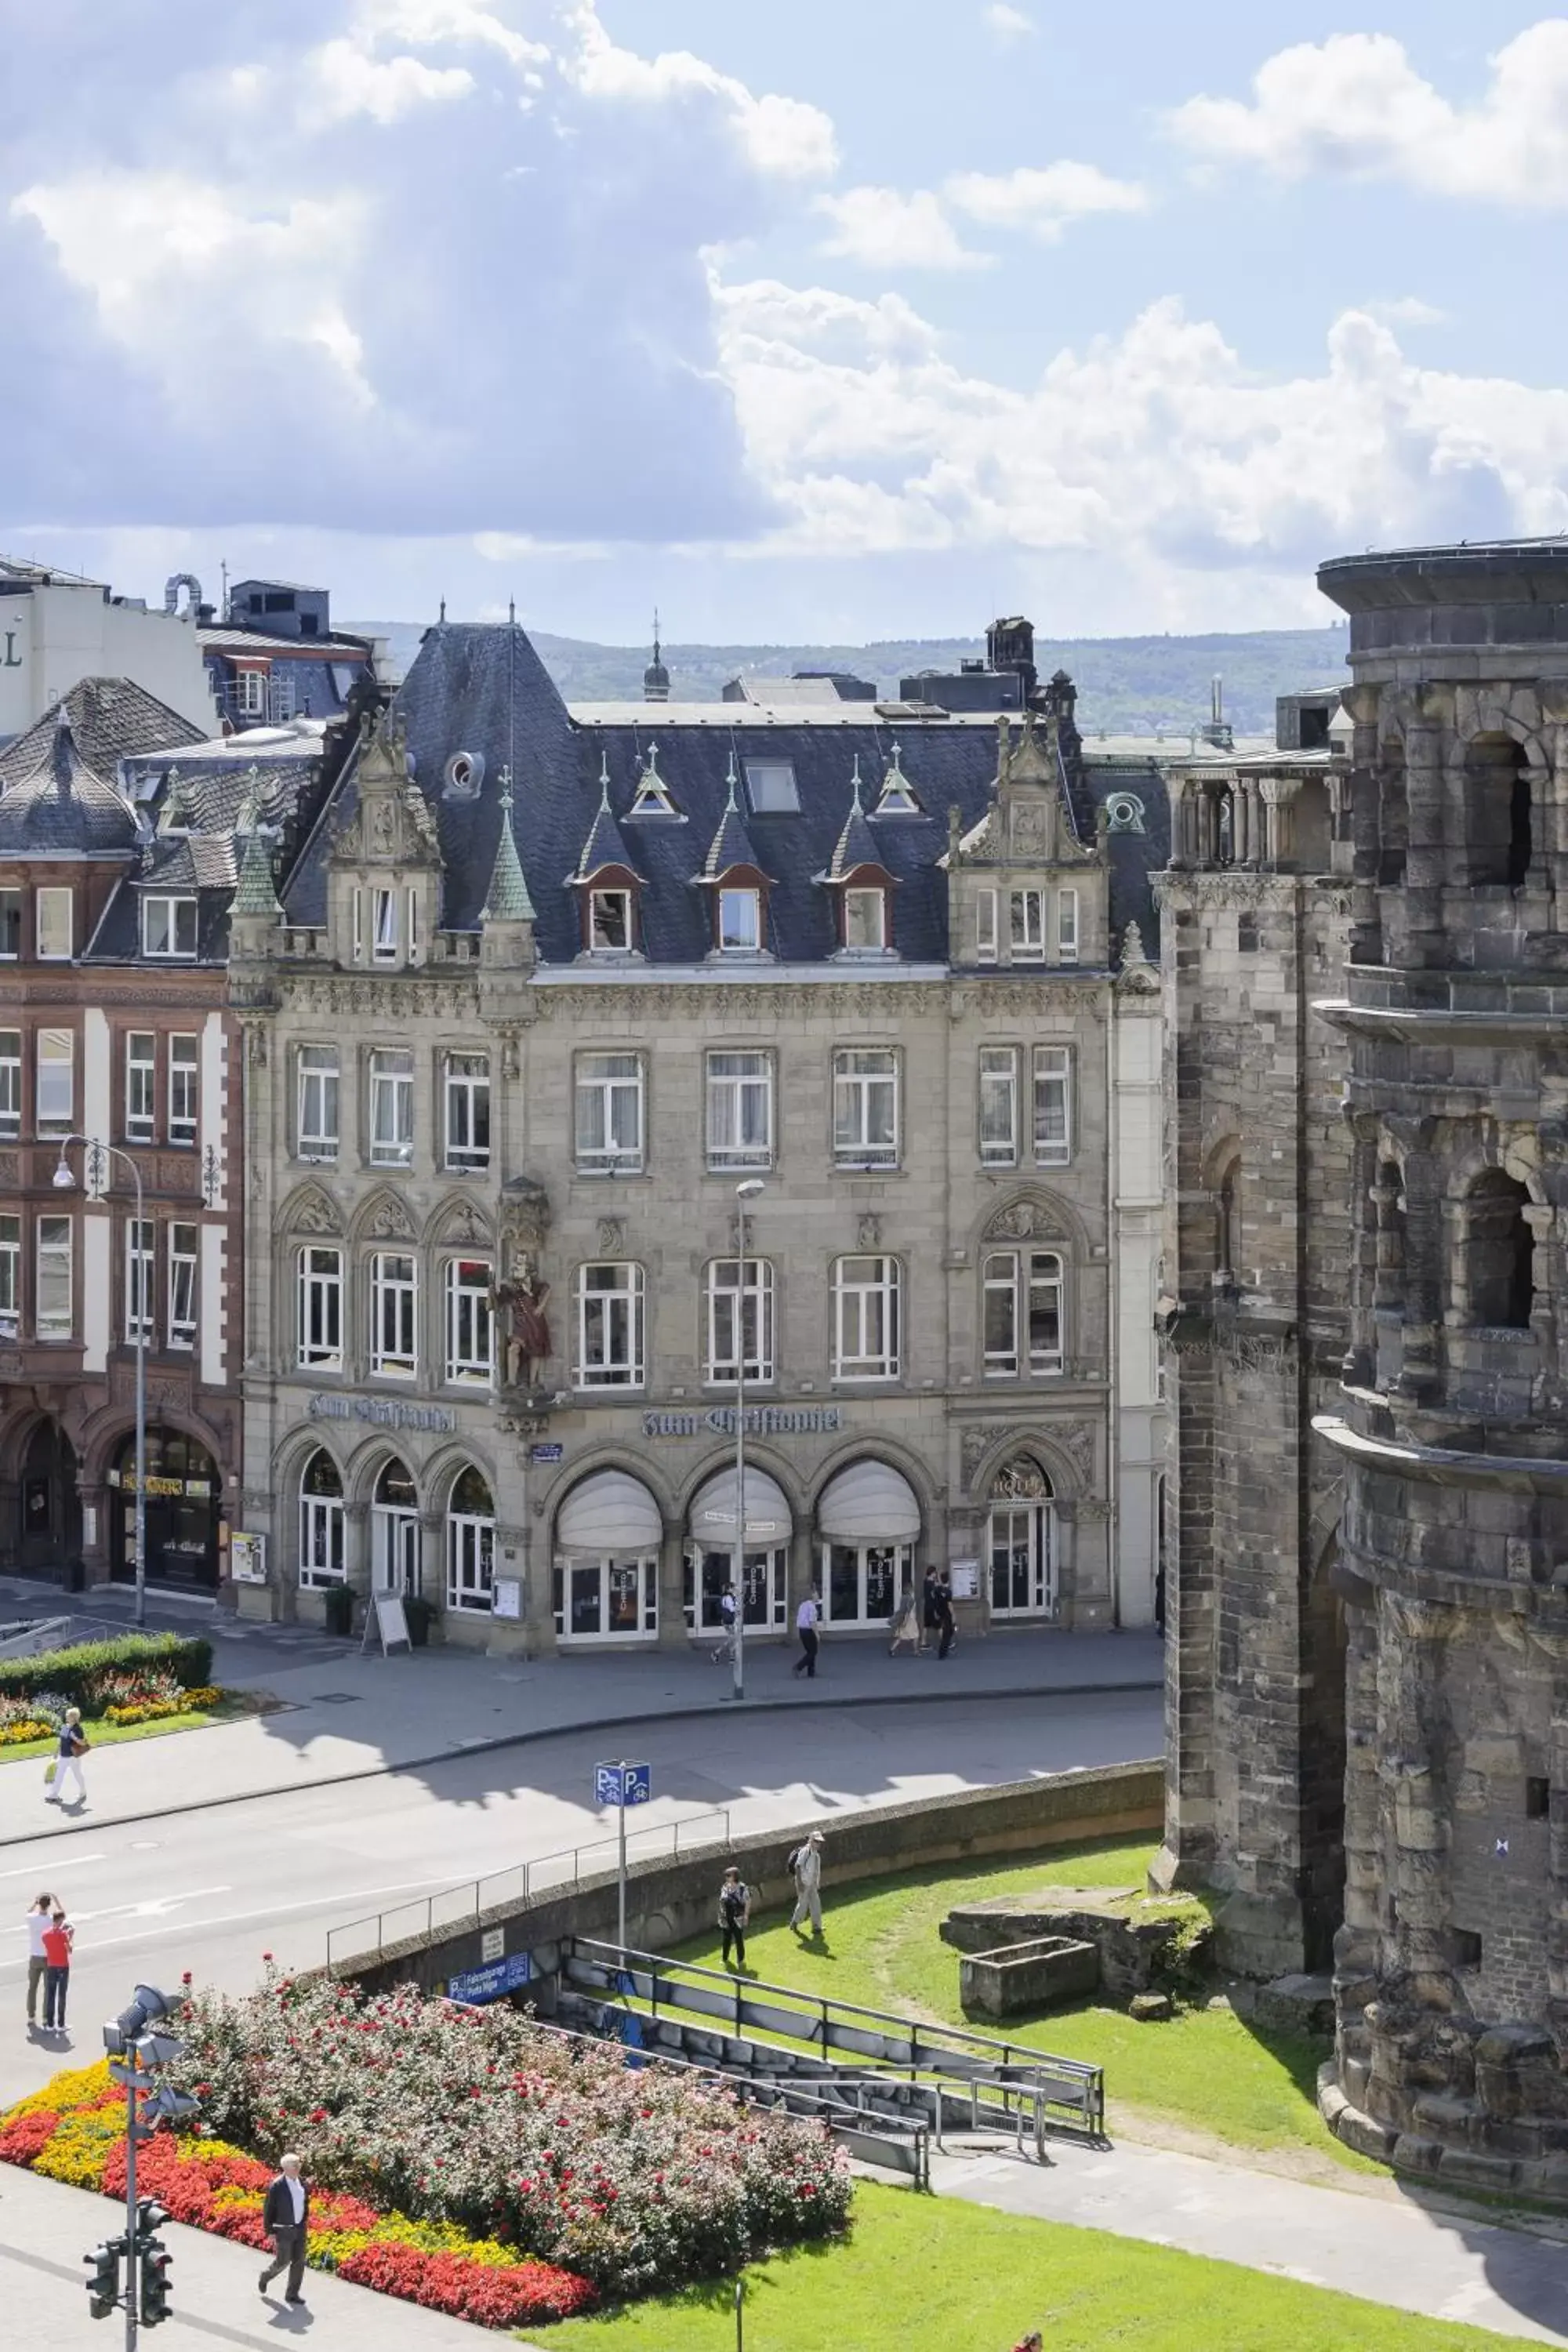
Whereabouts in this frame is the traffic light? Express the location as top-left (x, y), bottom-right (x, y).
top-left (83, 2236), bottom-right (125, 2319)
top-left (140, 2243), bottom-right (173, 2328)
top-left (136, 2198), bottom-right (171, 2241)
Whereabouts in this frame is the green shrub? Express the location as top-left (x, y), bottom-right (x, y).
top-left (0, 1632), bottom-right (212, 1719)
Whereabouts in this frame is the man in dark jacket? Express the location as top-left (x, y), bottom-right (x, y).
top-left (259, 2154), bottom-right (309, 2304)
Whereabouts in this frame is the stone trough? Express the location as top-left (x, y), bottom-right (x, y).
top-left (959, 1934), bottom-right (1100, 2020)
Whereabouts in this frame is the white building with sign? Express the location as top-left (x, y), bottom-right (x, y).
top-left (0, 559), bottom-right (217, 744)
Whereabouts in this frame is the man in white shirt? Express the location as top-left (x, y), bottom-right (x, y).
top-left (260, 2154), bottom-right (310, 2305)
top-left (789, 1831), bottom-right (826, 1936)
top-left (24, 1891), bottom-right (53, 2028)
top-left (793, 1586), bottom-right (821, 1679)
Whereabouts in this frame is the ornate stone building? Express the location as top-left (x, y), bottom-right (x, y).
top-left (230, 622), bottom-right (1170, 1652)
top-left (1160, 539), bottom-right (1568, 2199)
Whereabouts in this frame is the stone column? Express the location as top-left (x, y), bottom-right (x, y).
top-left (345, 1498), bottom-right (371, 1601)
top-left (1345, 684), bottom-right (1382, 963)
top-left (1259, 776), bottom-right (1301, 869)
top-left (1402, 688), bottom-right (1450, 968)
top-left (657, 1518), bottom-right (686, 1648)
top-left (419, 1508), bottom-right (445, 1615)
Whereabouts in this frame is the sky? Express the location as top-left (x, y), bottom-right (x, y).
top-left (5, 1), bottom-right (1568, 643)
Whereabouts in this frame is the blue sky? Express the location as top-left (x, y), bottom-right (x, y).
top-left (5, 2), bottom-right (1568, 642)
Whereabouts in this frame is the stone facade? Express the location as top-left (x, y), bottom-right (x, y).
top-left (230, 635), bottom-right (1168, 1653)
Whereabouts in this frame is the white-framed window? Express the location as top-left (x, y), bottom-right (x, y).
top-left (718, 887), bottom-right (761, 953)
top-left (0, 1032), bottom-right (17, 1140)
top-left (235, 669), bottom-right (268, 720)
top-left (297, 1045), bottom-right (339, 1161)
top-left (297, 1245), bottom-right (343, 1370)
top-left (443, 1052), bottom-right (490, 1172)
top-left (575, 1051), bottom-right (644, 1173)
top-left (988, 1459), bottom-right (1057, 1617)
top-left (372, 887), bottom-right (397, 963)
top-left (267, 669), bottom-right (296, 725)
top-left (369, 1250), bottom-right (417, 1377)
top-left (1057, 888), bottom-right (1080, 964)
top-left (125, 1033), bottom-right (155, 1142)
top-left (705, 1256), bottom-right (775, 1385)
top-left (299, 1449), bottom-right (345, 1588)
top-left (35, 888), bottom-right (72, 961)
top-left (979, 1045), bottom-right (1019, 1167)
top-left (351, 887), bottom-right (365, 963)
top-left (555, 1555), bottom-right (659, 1642)
top-left (143, 896), bottom-right (198, 958)
top-left (36, 1029), bottom-right (73, 1134)
top-left (975, 888), bottom-right (998, 963)
top-left (575, 1261), bottom-right (644, 1389)
top-left (168, 1034), bottom-right (198, 1144)
top-left (444, 1258), bottom-right (494, 1386)
top-left (833, 1047), bottom-right (898, 1170)
top-left (745, 760), bottom-right (800, 814)
top-left (169, 1222), bottom-right (198, 1348)
top-left (405, 885), bottom-right (419, 961)
top-left (1010, 889), bottom-right (1045, 962)
top-left (982, 1249), bottom-right (1064, 1377)
top-left (124, 1217), bottom-right (154, 1343)
top-left (706, 1050), bottom-right (772, 1171)
top-left (588, 887), bottom-right (633, 952)
top-left (1033, 1045), bottom-right (1072, 1165)
top-left (0, 889), bottom-right (19, 959)
top-left (446, 1464), bottom-right (496, 1613)
top-left (832, 1254), bottom-right (901, 1381)
top-left (0, 1214), bottom-right (18, 1340)
top-left (36, 1214), bottom-right (72, 1340)
top-left (369, 1047), bottom-right (414, 1165)
top-left (843, 887), bottom-right (887, 951)
top-left (822, 1539), bottom-right (911, 1629)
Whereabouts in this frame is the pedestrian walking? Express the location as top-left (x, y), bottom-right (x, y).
top-left (24, 1891), bottom-right (53, 2029)
top-left (792, 1585), bottom-right (822, 1678)
top-left (260, 2154), bottom-right (310, 2305)
top-left (45, 1708), bottom-right (89, 1806)
top-left (921, 1564), bottom-right (942, 1653)
top-left (789, 1829), bottom-right (826, 1937)
top-left (42, 1906), bottom-right (72, 2032)
top-left (887, 1581), bottom-right (920, 1655)
top-left (935, 1571), bottom-right (956, 1661)
top-left (710, 1582), bottom-right (738, 1665)
top-left (1010, 2335), bottom-right (1043, 2352)
top-left (717, 1866), bottom-right (751, 1972)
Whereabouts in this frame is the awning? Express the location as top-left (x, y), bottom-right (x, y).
top-left (816, 1460), bottom-right (922, 1544)
top-left (688, 1467), bottom-right (793, 1544)
top-left (556, 1471), bottom-right (662, 1559)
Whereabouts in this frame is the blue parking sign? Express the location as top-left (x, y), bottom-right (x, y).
top-left (595, 1759), bottom-right (652, 1808)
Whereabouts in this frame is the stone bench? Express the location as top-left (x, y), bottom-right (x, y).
top-left (959, 1934), bottom-right (1100, 2020)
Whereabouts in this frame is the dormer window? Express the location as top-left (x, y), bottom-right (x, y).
top-left (873, 745), bottom-right (920, 816)
top-left (143, 895), bottom-right (197, 958)
top-left (843, 885), bottom-right (887, 952)
top-left (1009, 889), bottom-right (1045, 962)
top-left (719, 887), bottom-right (761, 953)
top-left (234, 668), bottom-right (267, 720)
top-left (372, 887), bottom-right (398, 962)
top-left (589, 887), bottom-right (633, 951)
top-left (630, 746), bottom-right (679, 818)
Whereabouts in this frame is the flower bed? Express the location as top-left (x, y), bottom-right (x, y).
top-left (0, 1660), bottom-right (224, 1740)
top-left (1, 1971), bottom-right (851, 2326)
top-left (0, 1631), bottom-right (211, 1715)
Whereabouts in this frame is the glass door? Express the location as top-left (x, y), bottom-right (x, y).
top-left (821, 1541), bottom-right (909, 1627)
top-left (374, 1507), bottom-right (419, 1595)
top-left (988, 1502), bottom-right (1054, 1616)
top-left (685, 1546), bottom-right (786, 1635)
top-left (558, 1555), bottom-right (658, 1642)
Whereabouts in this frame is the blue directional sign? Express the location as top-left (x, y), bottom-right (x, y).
top-left (595, 1759), bottom-right (652, 1809)
top-left (448, 1951), bottom-right (532, 2006)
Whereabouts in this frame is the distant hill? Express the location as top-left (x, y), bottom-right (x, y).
top-left (347, 621), bottom-right (1350, 742)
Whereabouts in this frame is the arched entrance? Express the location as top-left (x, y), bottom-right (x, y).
top-left (18, 1421), bottom-right (82, 1577)
top-left (372, 1457), bottom-right (419, 1595)
top-left (110, 1428), bottom-right (221, 1592)
top-left (986, 1455), bottom-right (1056, 1618)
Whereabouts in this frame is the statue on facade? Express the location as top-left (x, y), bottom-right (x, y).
top-left (493, 1257), bottom-right (552, 1392)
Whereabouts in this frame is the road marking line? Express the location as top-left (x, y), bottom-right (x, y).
top-left (0, 1852), bottom-right (107, 1880)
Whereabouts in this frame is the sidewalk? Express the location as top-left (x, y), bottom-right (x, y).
top-left (0, 2160), bottom-right (539, 2349)
top-left (934, 2135), bottom-right (1568, 2346)
top-left (0, 1579), bottom-right (1163, 1846)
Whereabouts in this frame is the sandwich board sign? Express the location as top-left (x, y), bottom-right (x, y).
top-left (361, 1592), bottom-right (412, 1655)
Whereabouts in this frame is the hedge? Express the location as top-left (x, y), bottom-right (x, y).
top-left (0, 1631), bottom-right (213, 1713)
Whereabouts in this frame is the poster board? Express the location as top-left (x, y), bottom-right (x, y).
top-left (230, 1532), bottom-right (267, 1585)
top-left (948, 1559), bottom-right (980, 1600)
top-left (361, 1592), bottom-right (412, 1655)
top-left (492, 1577), bottom-right (523, 1621)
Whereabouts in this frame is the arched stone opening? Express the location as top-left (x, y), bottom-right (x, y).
top-left (1464, 733), bottom-right (1532, 890)
top-left (1378, 742), bottom-right (1408, 886)
top-left (1463, 1170), bottom-right (1534, 1329)
top-left (17, 1420), bottom-right (81, 1577)
top-left (1294, 776), bottom-right (1332, 873)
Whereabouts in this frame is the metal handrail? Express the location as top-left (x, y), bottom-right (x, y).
top-left (325, 1806), bottom-right (733, 1973)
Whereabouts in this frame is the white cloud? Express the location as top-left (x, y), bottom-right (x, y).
top-left (817, 186), bottom-right (991, 271)
top-left (946, 161), bottom-right (1148, 239)
top-left (1169, 23), bottom-right (1568, 206)
top-left (984, 4), bottom-right (1036, 42)
top-left (565, 16), bottom-right (837, 179)
top-left (301, 37), bottom-right (474, 126)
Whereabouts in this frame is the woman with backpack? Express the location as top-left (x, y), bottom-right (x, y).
top-left (45, 1708), bottom-right (89, 1807)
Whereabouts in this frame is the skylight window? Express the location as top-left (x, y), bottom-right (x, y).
top-left (744, 760), bottom-right (800, 815)
top-left (629, 744), bottom-right (679, 817)
top-left (873, 744), bottom-right (921, 816)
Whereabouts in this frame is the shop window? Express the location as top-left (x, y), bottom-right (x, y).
top-left (820, 1541), bottom-right (909, 1629)
top-left (299, 1450), bottom-right (345, 1588)
top-left (554, 1554), bottom-right (659, 1642)
top-left (446, 1463), bottom-right (495, 1614)
top-left (1463, 1171), bottom-right (1534, 1329)
top-left (706, 1051), bottom-right (772, 1170)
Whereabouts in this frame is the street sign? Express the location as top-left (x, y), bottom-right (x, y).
top-left (448, 1952), bottom-right (532, 2006)
top-left (594, 1760), bottom-right (652, 1809)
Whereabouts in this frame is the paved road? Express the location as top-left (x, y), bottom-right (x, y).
top-left (0, 1688), bottom-right (1160, 2111)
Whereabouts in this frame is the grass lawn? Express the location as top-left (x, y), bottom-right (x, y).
top-left (0, 1694), bottom-right (253, 1765)
top-left (666, 1836), bottom-right (1373, 2176)
top-left (545, 2179), bottom-right (1538, 2351)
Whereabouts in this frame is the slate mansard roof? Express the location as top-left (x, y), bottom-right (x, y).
top-left (0, 711), bottom-right (140, 857)
top-left (281, 621), bottom-right (1170, 960)
top-left (0, 676), bottom-right (205, 789)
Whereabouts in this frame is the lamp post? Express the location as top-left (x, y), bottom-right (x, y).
top-left (54, 1138), bottom-right (147, 1627)
top-left (731, 1180), bottom-right (765, 1704)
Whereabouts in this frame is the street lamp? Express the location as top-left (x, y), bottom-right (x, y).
top-left (54, 1138), bottom-right (147, 1628)
top-left (731, 1180), bottom-right (765, 1703)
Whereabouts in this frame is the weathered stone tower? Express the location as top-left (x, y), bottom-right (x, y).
top-left (1152, 717), bottom-right (1356, 1976)
top-left (1311, 544), bottom-right (1568, 2195)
